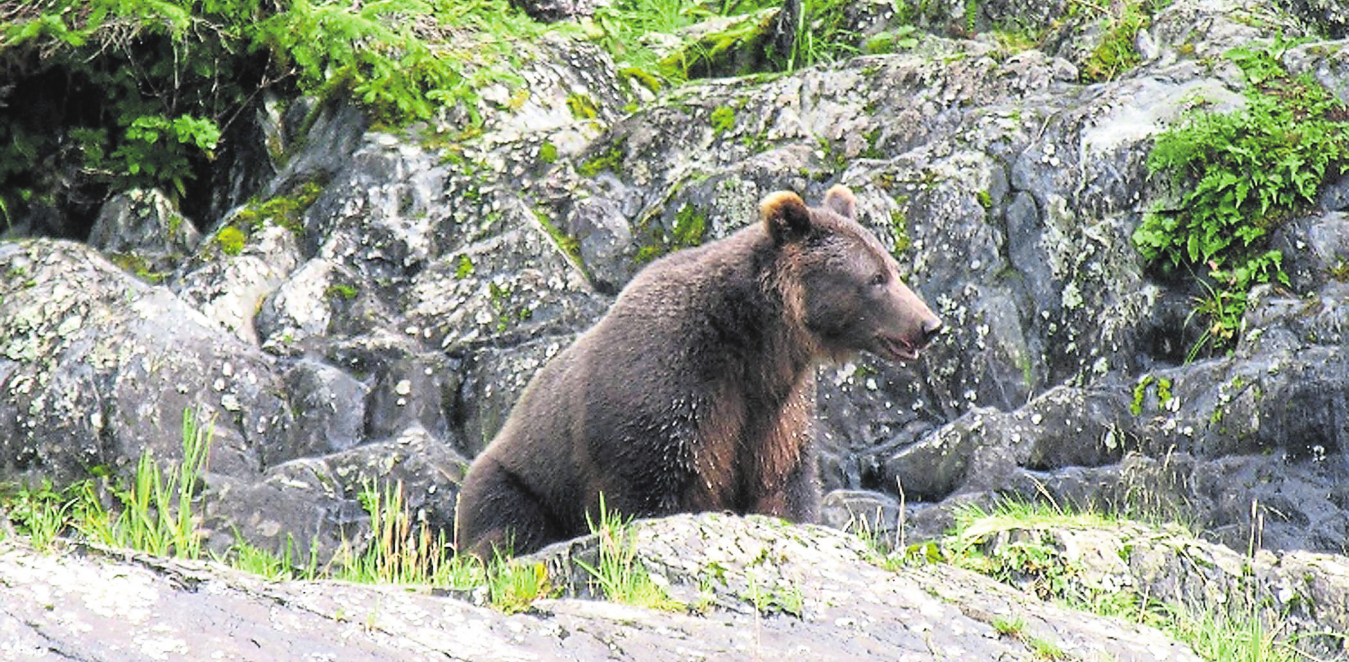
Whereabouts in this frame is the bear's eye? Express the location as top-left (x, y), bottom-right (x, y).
top-left (869, 273), bottom-right (886, 287)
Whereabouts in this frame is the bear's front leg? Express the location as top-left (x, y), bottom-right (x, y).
top-left (779, 443), bottom-right (822, 523)
top-left (747, 443), bottom-right (821, 523)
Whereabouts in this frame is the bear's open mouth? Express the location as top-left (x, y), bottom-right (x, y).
top-left (874, 334), bottom-right (921, 362)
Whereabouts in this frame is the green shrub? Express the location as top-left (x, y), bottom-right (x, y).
top-left (0, 0), bottom-right (539, 228)
top-left (1133, 40), bottom-right (1349, 356)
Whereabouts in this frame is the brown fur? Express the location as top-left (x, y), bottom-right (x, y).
top-left (454, 186), bottom-right (942, 558)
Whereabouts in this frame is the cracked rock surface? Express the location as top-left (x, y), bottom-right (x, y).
top-left (0, 514), bottom-right (1206, 662)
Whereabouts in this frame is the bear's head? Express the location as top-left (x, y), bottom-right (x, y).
top-left (762, 186), bottom-right (942, 364)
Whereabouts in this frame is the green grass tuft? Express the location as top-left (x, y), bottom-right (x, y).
top-left (575, 494), bottom-right (683, 611)
top-left (76, 408), bottom-right (212, 559)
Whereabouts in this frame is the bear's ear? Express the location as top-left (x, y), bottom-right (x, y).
top-left (761, 191), bottom-right (812, 244)
top-left (822, 185), bottom-right (856, 219)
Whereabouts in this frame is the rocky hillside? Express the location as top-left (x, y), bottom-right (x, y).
top-left (4, 0), bottom-right (1349, 657)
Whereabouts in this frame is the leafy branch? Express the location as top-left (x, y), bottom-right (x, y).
top-left (1133, 39), bottom-right (1349, 356)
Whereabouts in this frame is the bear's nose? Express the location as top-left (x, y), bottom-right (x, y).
top-left (921, 318), bottom-right (943, 346)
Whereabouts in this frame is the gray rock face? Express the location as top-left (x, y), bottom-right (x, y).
top-left (0, 514), bottom-right (1209, 661)
top-left (0, 240), bottom-right (292, 483)
top-left (86, 189), bottom-right (201, 276)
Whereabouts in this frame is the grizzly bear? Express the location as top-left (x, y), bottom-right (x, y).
top-left (454, 186), bottom-right (942, 558)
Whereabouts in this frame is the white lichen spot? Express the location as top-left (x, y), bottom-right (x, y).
top-left (395, 379), bottom-right (413, 396)
top-left (56, 314), bottom-right (83, 337)
top-left (832, 363), bottom-right (858, 387)
top-left (221, 394), bottom-right (242, 412)
top-left (1061, 281), bottom-right (1084, 310)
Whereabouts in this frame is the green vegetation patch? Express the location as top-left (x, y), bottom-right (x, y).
top-left (710, 105), bottom-right (736, 137)
top-left (1133, 39), bottom-right (1349, 357)
top-left (862, 26), bottom-right (919, 55)
top-left (0, 0), bottom-right (544, 228)
top-left (567, 93), bottom-right (600, 120)
top-left (578, 136), bottom-right (628, 178)
top-left (575, 495), bottom-right (682, 611)
top-left (933, 500), bottom-right (1302, 662)
top-left (889, 205), bottom-right (913, 258)
top-left (1079, 0), bottom-right (1169, 83)
top-left (538, 141), bottom-right (559, 164)
top-left (637, 203), bottom-right (708, 263)
top-left (325, 283), bottom-right (359, 301)
top-left (215, 226), bottom-right (248, 257)
top-left (235, 180), bottom-right (325, 236)
top-left (109, 252), bottom-right (170, 284)
top-left (0, 406), bottom-right (559, 614)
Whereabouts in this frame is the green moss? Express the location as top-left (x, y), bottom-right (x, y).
top-left (710, 106), bottom-right (736, 137)
top-left (1156, 377), bottom-right (1173, 409)
top-left (863, 26), bottom-right (919, 54)
top-left (1130, 375), bottom-right (1154, 416)
top-left (1081, 0), bottom-right (1160, 83)
top-left (977, 190), bottom-right (993, 210)
top-left (637, 203), bottom-right (708, 264)
top-left (566, 93), bottom-right (599, 120)
top-left (486, 281), bottom-right (533, 334)
top-left (533, 208), bottom-right (584, 269)
top-left (539, 141), bottom-right (558, 164)
top-left (216, 226), bottom-right (247, 256)
top-left (454, 254), bottom-right (475, 280)
top-left (1329, 260), bottom-right (1349, 282)
top-left (991, 28), bottom-right (1038, 53)
top-left (661, 10), bottom-right (777, 80)
top-left (618, 67), bottom-right (663, 94)
top-left (862, 128), bottom-right (884, 159)
top-left (579, 136), bottom-right (627, 178)
top-left (109, 253), bottom-right (168, 284)
top-left (325, 284), bottom-right (359, 301)
top-left (672, 204), bottom-right (706, 246)
top-left (739, 127), bottom-right (770, 153)
top-left (235, 180), bottom-right (324, 236)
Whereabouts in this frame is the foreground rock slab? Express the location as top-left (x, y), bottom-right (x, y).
top-left (0, 514), bottom-right (1199, 661)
